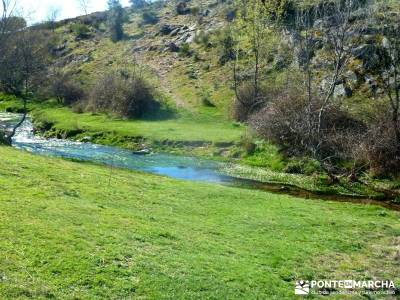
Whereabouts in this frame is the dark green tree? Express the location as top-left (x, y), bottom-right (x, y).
top-left (107, 0), bottom-right (124, 42)
top-left (129, 0), bottom-right (147, 9)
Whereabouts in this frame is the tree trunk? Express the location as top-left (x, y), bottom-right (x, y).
top-left (7, 97), bottom-right (27, 141)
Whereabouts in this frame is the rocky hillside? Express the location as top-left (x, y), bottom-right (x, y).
top-left (49, 0), bottom-right (237, 115)
top-left (47, 0), bottom-right (400, 119)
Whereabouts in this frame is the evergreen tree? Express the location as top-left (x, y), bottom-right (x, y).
top-left (107, 0), bottom-right (124, 42)
top-left (129, 0), bottom-right (147, 9)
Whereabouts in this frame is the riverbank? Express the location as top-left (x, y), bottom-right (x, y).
top-left (2, 95), bottom-right (400, 200)
top-left (0, 146), bottom-right (399, 298)
top-left (0, 95), bottom-right (244, 154)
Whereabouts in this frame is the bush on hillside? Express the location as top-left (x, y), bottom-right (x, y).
top-left (176, 2), bottom-right (190, 15)
top-left (141, 10), bottom-right (159, 25)
top-left (232, 82), bottom-right (281, 122)
top-left (179, 43), bottom-right (193, 57)
top-left (87, 70), bottom-right (159, 118)
top-left (358, 109), bottom-right (400, 177)
top-left (49, 74), bottom-right (85, 106)
top-left (70, 23), bottom-right (91, 39)
top-left (214, 29), bottom-right (237, 66)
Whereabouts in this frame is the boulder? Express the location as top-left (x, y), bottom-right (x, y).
top-left (160, 24), bottom-right (179, 35)
top-left (166, 42), bottom-right (180, 52)
top-left (176, 2), bottom-right (190, 15)
top-left (170, 27), bottom-right (181, 37)
top-left (345, 71), bottom-right (359, 89)
top-left (351, 44), bottom-right (383, 72)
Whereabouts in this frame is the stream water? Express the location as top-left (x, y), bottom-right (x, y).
top-left (1, 113), bottom-right (399, 211)
top-left (2, 113), bottom-right (232, 183)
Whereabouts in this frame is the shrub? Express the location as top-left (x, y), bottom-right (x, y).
top-left (190, 6), bottom-right (200, 16)
top-left (284, 158), bottom-right (322, 175)
top-left (194, 30), bottom-right (211, 48)
top-left (217, 30), bottom-right (236, 65)
top-left (249, 89), bottom-right (366, 166)
top-left (200, 90), bottom-right (215, 107)
top-left (70, 23), bottom-right (91, 39)
top-left (232, 82), bottom-right (281, 122)
top-left (179, 43), bottom-right (193, 57)
top-left (176, 2), bottom-right (190, 15)
top-left (358, 110), bottom-right (400, 177)
top-left (141, 10), bottom-right (159, 25)
top-left (87, 70), bottom-right (159, 118)
top-left (49, 74), bottom-right (85, 106)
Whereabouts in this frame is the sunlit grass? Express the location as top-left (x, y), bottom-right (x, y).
top-left (0, 146), bottom-right (399, 299)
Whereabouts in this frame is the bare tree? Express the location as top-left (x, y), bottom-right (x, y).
top-left (288, 0), bottom-right (368, 179)
top-left (376, 5), bottom-right (400, 147)
top-left (46, 5), bottom-right (60, 31)
top-left (0, 0), bottom-right (17, 41)
top-left (0, 26), bottom-right (51, 143)
top-left (316, 0), bottom-right (367, 136)
top-left (76, 0), bottom-right (91, 16)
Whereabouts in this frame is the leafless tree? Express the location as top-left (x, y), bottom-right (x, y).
top-left (0, 26), bottom-right (51, 143)
top-left (376, 5), bottom-right (400, 148)
top-left (0, 0), bottom-right (17, 42)
top-left (76, 0), bottom-right (91, 16)
top-left (316, 0), bottom-right (367, 136)
top-left (288, 0), bottom-right (368, 178)
top-left (46, 5), bottom-right (60, 31)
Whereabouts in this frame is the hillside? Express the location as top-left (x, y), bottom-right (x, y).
top-left (50, 0), bottom-right (235, 113)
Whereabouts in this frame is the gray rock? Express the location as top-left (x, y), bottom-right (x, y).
top-left (345, 71), bottom-right (358, 89)
top-left (133, 149), bottom-right (152, 155)
top-left (170, 27), bottom-right (181, 37)
top-left (334, 84), bottom-right (347, 98)
top-left (166, 42), bottom-right (180, 52)
top-left (160, 24), bottom-right (179, 35)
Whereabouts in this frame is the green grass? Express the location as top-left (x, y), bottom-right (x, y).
top-left (0, 97), bottom-right (244, 145)
top-left (0, 146), bottom-right (399, 299)
top-left (33, 106), bottom-right (243, 142)
top-left (222, 164), bottom-right (393, 198)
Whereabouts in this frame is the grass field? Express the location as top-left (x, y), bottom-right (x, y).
top-left (0, 146), bottom-right (399, 299)
top-left (0, 96), bottom-right (244, 145)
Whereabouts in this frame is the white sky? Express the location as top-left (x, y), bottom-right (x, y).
top-left (15, 0), bottom-right (131, 24)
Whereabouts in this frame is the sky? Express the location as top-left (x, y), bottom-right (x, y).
top-left (12, 0), bottom-right (131, 24)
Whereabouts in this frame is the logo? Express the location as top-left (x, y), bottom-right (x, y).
top-left (295, 279), bottom-right (396, 296)
top-left (295, 280), bottom-right (310, 295)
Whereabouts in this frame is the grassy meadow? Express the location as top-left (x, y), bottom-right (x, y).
top-left (0, 146), bottom-right (399, 299)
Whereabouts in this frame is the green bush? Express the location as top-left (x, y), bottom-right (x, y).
top-left (200, 90), bottom-right (215, 107)
top-left (70, 23), bottom-right (91, 39)
top-left (284, 158), bottom-right (322, 175)
top-left (141, 10), bottom-right (159, 25)
top-left (194, 30), bottom-right (211, 48)
top-left (179, 43), bottom-right (193, 57)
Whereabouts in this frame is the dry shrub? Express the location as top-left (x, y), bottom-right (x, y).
top-left (87, 70), bottom-right (159, 118)
top-left (358, 110), bottom-right (400, 177)
top-left (232, 82), bottom-right (282, 122)
top-left (50, 73), bottom-right (85, 106)
top-left (249, 89), bottom-right (365, 163)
